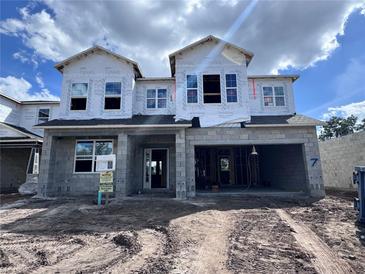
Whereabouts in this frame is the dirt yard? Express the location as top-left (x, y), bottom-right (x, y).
top-left (0, 193), bottom-right (364, 274)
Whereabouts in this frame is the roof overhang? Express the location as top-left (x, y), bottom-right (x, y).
top-left (34, 124), bottom-right (192, 129)
top-left (0, 92), bottom-right (21, 104)
top-left (244, 123), bottom-right (323, 128)
top-left (248, 75), bottom-right (300, 82)
top-left (54, 45), bottom-right (143, 78)
top-left (0, 138), bottom-right (43, 143)
top-left (168, 35), bottom-right (254, 76)
top-left (0, 122), bottom-right (43, 140)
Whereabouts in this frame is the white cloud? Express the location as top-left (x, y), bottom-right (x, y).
top-left (1, 0), bottom-right (364, 76)
top-left (12, 50), bottom-right (39, 67)
top-left (322, 100), bottom-right (365, 122)
top-left (35, 73), bottom-right (45, 88)
top-left (0, 76), bottom-right (59, 101)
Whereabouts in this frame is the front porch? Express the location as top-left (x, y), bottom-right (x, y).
top-left (37, 128), bottom-right (187, 199)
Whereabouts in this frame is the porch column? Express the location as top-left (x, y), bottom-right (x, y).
top-left (303, 129), bottom-right (325, 198)
top-left (116, 132), bottom-right (128, 198)
top-left (37, 130), bottom-right (55, 198)
top-left (175, 129), bottom-right (187, 199)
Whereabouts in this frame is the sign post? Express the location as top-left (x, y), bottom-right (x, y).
top-left (99, 171), bottom-right (113, 208)
top-left (95, 154), bottom-right (116, 208)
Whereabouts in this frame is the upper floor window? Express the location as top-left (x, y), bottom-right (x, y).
top-left (263, 86), bottom-right (285, 107)
top-left (74, 140), bottom-right (113, 173)
top-left (187, 75), bottom-right (198, 103)
top-left (225, 74), bottom-right (237, 103)
top-left (146, 89), bottom-right (167, 109)
top-left (70, 83), bottom-right (88, 110)
top-left (203, 75), bottom-right (221, 103)
top-left (105, 82), bottom-right (121, 110)
top-left (38, 108), bottom-right (50, 123)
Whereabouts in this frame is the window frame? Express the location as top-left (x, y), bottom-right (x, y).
top-left (73, 139), bottom-right (114, 174)
top-left (225, 73), bottom-right (238, 103)
top-left (202, 74), bottom-right (222, 104)
top-left (186, 74), bottom-right (198, 104)
top-left (262, 85), bottom-right (286, 107)
top-left (146, 88), bottom-right (168, 109)
top-left (70, 82), bottom-right (88, 111)
top-left (37, 108), bottom-right (50, 124)
top-left (104, 81), bottom-right (122, 111)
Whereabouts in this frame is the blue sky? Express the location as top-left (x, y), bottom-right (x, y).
top-left (0, 0), bottom-right (364, 121)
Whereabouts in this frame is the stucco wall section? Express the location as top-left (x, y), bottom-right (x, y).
top-left (319, 131), bottom-right (365, 190)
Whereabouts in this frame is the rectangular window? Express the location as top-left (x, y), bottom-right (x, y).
top-left (263, 86), bottom-right (285, 107)
top-left (186, 75), bottom-right (198, 103)
top-left (225, 74), bottom-right (237, 103)
top-left (146, 88), bottom-right (167, 109)
top-left (274, 86), bottom-right (285, 106)
top-left (38, 108), bottom-right (50, 123)
top-left (71, 83), bottom-right (88, 110)
top-left (104, 82), bottom-right (121, 110)
top-left (203, 74), bottom-right (221, 103)
top-left (263, 87), bottom-right (274, 106)
top-left (74, 140), bottom-right (113, 173)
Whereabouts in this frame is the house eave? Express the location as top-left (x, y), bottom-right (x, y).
top-left (34, 124), bottom-right (192, 129)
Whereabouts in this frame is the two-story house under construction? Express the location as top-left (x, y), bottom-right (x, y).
top-left (35, 35), bottom-right (325, 199)
top-left (0, 93), bottom-right (59, 193)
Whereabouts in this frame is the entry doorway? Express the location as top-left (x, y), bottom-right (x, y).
top-left (143, 148), bottom-right (169, 189)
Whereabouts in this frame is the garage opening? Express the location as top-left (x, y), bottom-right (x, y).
top-left (195, 144), bottom-right (307, 193)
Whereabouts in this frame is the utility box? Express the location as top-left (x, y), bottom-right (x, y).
top-left (353, 166), bottom-right (365, 223)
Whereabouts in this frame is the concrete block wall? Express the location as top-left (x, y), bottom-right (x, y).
top-left (38, 128), bottom-right (183, 198)
top-left (0, 147), bottom-right (31, 193)
top-left (319, 131), bottom-right (365, 190)
top-left (185, 126), bottom-right (324, 197)
top-left (176, 129), bottom-right (187, 199)
top-left (260, 144), bottom-right (307, 192)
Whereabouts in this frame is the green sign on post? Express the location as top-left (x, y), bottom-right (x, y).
top-left (98, 171), bottom-right (113, 208)
top-left (99, 171), bottom-right (114, 193)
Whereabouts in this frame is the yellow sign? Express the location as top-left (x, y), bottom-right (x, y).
top-left (99, 171), bottom-right (113, 192)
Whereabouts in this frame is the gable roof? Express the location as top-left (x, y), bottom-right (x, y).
top-left (0, 92), bottom-right (59, 105)
top-left (54, 45), bottom-right (143, 78)
top-left (168, 35), bottom-right (254, 76)
top-left (0, 122), bottom-right (43, 139)
top-left (0, 92), bottom-right (21, 104)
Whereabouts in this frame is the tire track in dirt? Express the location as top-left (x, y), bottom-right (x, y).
top-left (108, 228), bottom-right (166, 273)
top-left (227, 209), bottom-right (317, 273)
top-left (135, 225), bottom-right (178, 274)
top-left (276, 209), bottom-right (355, 274)
top-left (31, 232), bottom-right (138, 273)
top-left (169, 210), bottom-right (234, 274)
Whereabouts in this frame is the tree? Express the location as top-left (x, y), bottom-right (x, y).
top-left (356, 118), bottom-right (365, 131)
top-left (319, 115), bottom-right (358, 141)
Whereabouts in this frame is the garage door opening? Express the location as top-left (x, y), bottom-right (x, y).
top-left (195, 144), bottom-right (308, 193)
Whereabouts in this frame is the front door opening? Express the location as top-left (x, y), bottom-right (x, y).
top-left (144, 148), bottom-right (168, 189)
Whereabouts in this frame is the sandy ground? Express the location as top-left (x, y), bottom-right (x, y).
top-left (0, 193), bottom-right (364, 274)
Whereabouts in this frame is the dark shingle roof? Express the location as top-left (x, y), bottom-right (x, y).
top-left (35, 115), bottom-right (192, 128)
top-left (245, 114), bottom-right (323, 126)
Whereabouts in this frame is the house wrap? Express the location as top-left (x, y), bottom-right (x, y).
top-left (31, 35), bottom-right (325, 199)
